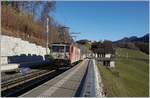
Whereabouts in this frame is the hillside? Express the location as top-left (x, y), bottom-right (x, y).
top-left (1, 2), bottom-right (71, 47)
top-left (113, 34), bottom-right (149, 54)
top-left (97, 48), bottom-right (149, 97)
top-left (113, 33), bottom-right (149, 43)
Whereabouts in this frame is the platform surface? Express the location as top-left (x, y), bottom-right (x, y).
top-left (21, 59), bottom-right (89, 97)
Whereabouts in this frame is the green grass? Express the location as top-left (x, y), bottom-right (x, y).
top-left (97, 48), bottom-right (149, 97)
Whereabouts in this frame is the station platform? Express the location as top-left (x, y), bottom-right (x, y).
top-left (21, 59), bottom-right (89, 97)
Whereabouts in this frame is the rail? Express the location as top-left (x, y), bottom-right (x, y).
top-left (1, 62), bottom-right (80, 97)
top-left (1, 69), bottom-right (54, 91)
top-left (1, 69), bottom-right (39, 82)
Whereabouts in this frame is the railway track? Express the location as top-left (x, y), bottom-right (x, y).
top-left (1, 69), bottom-right (38, 82)
top-left (1, 69), bottom-right (53, 91)
top-left (1, 61), bottom-right (82, 97)
top-left (1, 66), bottom-right (70, 97)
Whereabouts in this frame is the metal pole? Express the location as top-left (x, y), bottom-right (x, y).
top-left (46, 17), bottom-right (49, 54)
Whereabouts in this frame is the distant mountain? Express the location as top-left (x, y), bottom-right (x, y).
top-left (113, 34), bottom-right (149, 54)
top-left (133, 33), bottom-right (149, 43)
top-left (114, 34), bottom-right (149, 43)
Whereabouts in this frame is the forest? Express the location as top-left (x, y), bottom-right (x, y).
top-left (1, 1), bottom-right (72, 47)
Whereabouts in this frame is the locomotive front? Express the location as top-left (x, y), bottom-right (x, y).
top-left (51, 43), bottom-right (81, 70)
top-left (51, 43), bottom-right (71, 69)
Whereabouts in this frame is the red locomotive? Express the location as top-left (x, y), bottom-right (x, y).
top-left (50, 43), bottom-right (81, 70)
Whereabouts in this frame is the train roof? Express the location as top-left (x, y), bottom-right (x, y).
top-left (51, 42), bottom-right (80, 48)
top-left (51, 42), bottom-right (70, 46)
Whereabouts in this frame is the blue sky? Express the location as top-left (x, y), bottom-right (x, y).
top-left (51, 1), bottom-right (149, 41)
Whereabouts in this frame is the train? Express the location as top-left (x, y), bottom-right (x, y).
top-left (2, 42), bottom-right (87, 73)
top-left (50, 42), bottom-right (83, 70)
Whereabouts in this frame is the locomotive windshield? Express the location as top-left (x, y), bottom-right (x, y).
top-left (52, 46), bottom-right (63, 52)
top-left (52, 44), bottom-right (70, 52)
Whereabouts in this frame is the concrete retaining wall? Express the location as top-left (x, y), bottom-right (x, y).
top-left (1, 35), bottom-right (49, 65)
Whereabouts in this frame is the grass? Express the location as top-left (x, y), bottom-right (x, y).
top-left (97, 48), bottom-right (149, 97)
